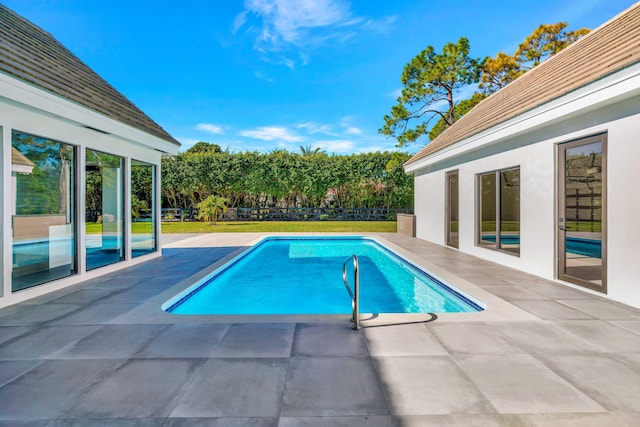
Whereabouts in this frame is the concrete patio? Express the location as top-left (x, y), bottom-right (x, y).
top-left (1, 232), bottom-right (640, 426)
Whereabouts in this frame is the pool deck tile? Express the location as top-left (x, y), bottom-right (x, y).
top-left (537, 353), bottom-right (640, 412)
top-left (508, 300), bottom-right (595, 320)
top-left (0, 303), bottom-right (82, 325)
top-left (554, 320), bottom-right (640, 353)
top-left (209, 323), bottom-right (295, 358)
top-left (282, 356), bottom-right (388, 417)
top-left (292, 323), bottom-right (368, 356)
top-left (373, 355), bottom-right (495, 415)
top-left (392, 414), bottom-right (523, 426)
top-left (172, 358), bottom-right (288, 418)
top-left (364, 322), bottom-right (448, 356)
top-left (48, 420), bottom-right (166, 427)
top-left (164, 418), bottom-right (277, 427)
top-left (54, 324), bottom-right (167, 359)
top-left (65, 358), bottom-right (205, 419)
top-left (135, 323), bottom-right (230, 358)
top-left (0, 359), bottom-right (122, 420)
top-left (279, 415), bottom-right (395, 426)
top-left (49, 302), bottom-right (141, 325)
top-left (453, 353), bottom-right (604, 414)
top-left (555, 299), bottom-right (640, 320)
top-left (428, 322), bottom-right (522, 355)
top-left (0, 232), bottom-right (639, 425)
top-left (0, 325), bottom-right (101, 360)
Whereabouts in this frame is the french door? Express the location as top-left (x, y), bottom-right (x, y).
top-left (557, 134), bottom-right (606, 292)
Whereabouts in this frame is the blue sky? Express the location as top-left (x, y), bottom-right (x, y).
top-left (4, 0), bottom-right (637, 154)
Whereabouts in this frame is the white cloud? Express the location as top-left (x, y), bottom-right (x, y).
top-left (361, 15), bottom-right (397, 34)
top-left (296, 121), bottom-right (334, 135)
top-left (345, 126), bottom-right (362, 135)
top-left (316, 139), bottom-right (355, 153)
top-left (338, 117), bottom-right (362, 135)
top-left (243, 0), bottom-right (356, 45)
top-left (234, 0), bottom-right (396, 66)
top-left (196, 123), bottom-right (224, 134)
top-left (233, 10), bottom-right (249, 33)
top-left (254, 70), bottom-right (275, 82)
top-left (240, 126), bottom-right (304, 142)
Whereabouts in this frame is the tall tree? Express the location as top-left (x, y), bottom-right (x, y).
top-left (516, 22), bottom-right (590, 68)
top-left (428, 92), bottom-right (488, 140)
top-left (379, 37), bottom-right (485, 147)
top-left (480, 22), bottom-right (590, 96)
top-left (479, 52), bottom-right (525, 94)
top-left (186, 141), bottom-right (222, 155)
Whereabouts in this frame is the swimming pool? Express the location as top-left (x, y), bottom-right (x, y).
top-left (163, 236), bottom-right (484, 315)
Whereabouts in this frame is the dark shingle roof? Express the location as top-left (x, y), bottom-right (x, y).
top-left (0, 4), bottom-right (179, 146)
top-left (406, 3), bottom-right (640, 167)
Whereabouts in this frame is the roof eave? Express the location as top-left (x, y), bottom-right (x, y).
top-left (0, 72), bottom-right (180, 155)
top-left (404, 62), bottom-right (640, 173)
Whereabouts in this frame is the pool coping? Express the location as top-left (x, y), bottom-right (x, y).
top-left (114, 233), bottom-right (538, 325)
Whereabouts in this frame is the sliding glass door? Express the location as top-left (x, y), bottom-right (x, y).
top-left (86, 149), bottom-right (124, 270)
top-left (11, 132), bottom-right (76, 291)
top-left (131, 160), bottom-right (156, 257)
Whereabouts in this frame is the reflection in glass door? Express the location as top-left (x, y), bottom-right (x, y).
top-left (86, 149), bottom-right (124, 270)
top-left (446, 170), bottom-right (459, 248)
top-left (11, 132), bottom-right (76, 291)
top-left (131, 160), bottom-right (156, 257)
top-left (558, 135), bottom-right (606, 292)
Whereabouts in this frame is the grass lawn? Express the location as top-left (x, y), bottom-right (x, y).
top-left (161, 221), bottom-right (397, 233)
top-left (86, 222), bottom-right (154, 234)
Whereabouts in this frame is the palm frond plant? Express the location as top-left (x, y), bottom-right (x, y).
top-left (196, 195), bottom-right (228, 225)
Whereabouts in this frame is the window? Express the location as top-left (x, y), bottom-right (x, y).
top-left (131, 160), bottom-right (156, 257)
top-left (478, 167), bottom-right (520, 255)
top-left (86, 149), bottom-right (124, 270)
top-left (11, 131), bottom-right (76, 290)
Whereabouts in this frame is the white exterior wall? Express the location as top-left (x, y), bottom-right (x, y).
top-left (414, 171), bottom-right (444, 244)
top-left (607, 116), bottom-right (640, 308)
top-left (412, 108), bottom-right (640, 308)
top-left (414, 137), bottom-right (556, 276)
top-left (0, 79), bottom-right (174, 307)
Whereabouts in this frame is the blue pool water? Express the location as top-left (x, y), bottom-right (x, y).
top-left (481, 235), bottom-right (601, 258)
top-left (163, 237), bottom-right (483, 315)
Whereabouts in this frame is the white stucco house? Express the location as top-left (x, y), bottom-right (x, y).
top-left (404, 4), bottom-right (640, 308)
top-left (0, 5), bottom-right (180, 307)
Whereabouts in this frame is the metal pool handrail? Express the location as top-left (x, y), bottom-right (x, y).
top-left (342, 254), bottom-right (360, 330)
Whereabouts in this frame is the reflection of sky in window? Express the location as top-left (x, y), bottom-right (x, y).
top-left (567, 142), bottom-right (601, 157)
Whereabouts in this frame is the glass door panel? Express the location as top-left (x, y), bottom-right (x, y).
top-left (11, 132), bottom-right (76, 291)
top-left (558, 136), bottom-right (606, 292)
top-left (499, 168), bottom-right (520, 255)
top-left (446, 171), bottom-right (459, 248)
top-left (479, 173), bottom-right (497, 247)
top-left (131, 160), bottom-right (156, 257)
top-left (86, 149), bottom-right (124, 270)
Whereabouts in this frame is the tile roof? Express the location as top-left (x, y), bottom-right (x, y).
top-left (405, 3), bottom-right (640, 167)
top-left (0, 5), bottom-right (179, 146)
